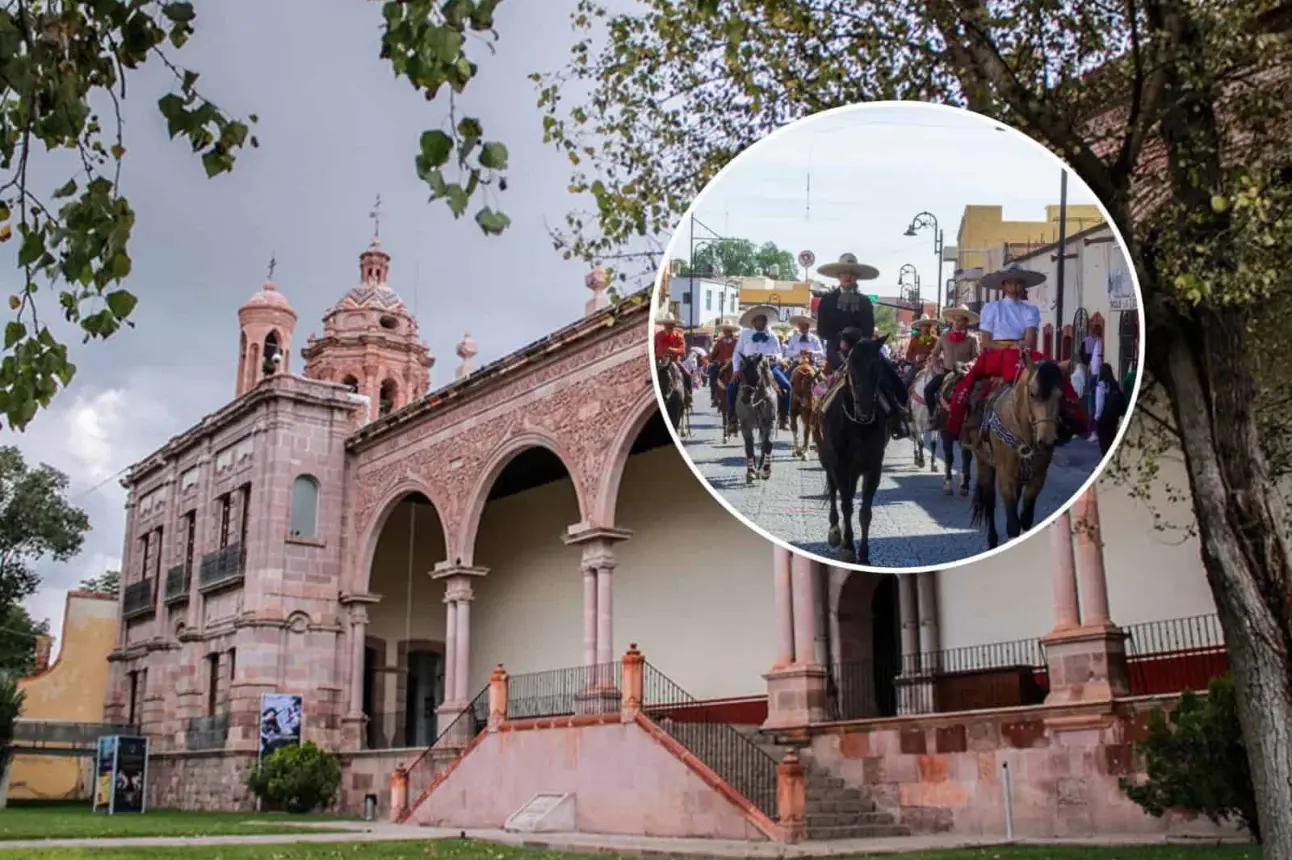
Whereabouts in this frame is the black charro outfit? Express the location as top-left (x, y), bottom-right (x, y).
top-left (816, 287), bottom-right (876, 371)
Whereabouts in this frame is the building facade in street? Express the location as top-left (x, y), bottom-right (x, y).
top-left (107, 231), bottom-right (1216, 839)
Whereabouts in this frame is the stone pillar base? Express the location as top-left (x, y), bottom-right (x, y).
top-left (894, 674), bottom-right (936, 715)
top-left (762, 664), bottom-right (828, 730)
top-left (574, 685), bottom-right (623, 715)
top-left (1042, 624), bottom-right (1130, 705)
top-left (341, 715), bottom-right (365, 751)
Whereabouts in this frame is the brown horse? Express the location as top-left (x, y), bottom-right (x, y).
top-left (788, 357), bottom-right (818, 459)
top-left (970, 351), bottom-right (1065, 549)
top-left (710, 360), bottom-right (738, 443)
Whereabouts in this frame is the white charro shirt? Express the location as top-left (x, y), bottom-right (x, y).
top-left (732, 327), bottom-right (783, 373)
top-left (782, 331), bottom-right (824, 361)
top-left (979, 297), bottom-right (1042, 342)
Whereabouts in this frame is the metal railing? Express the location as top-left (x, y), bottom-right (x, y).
top-left (829, 638), bottom-right (1048, 720)
top-left (198, 542), bottom-right (245, 593)
top-left (1125, 614), bottom-right (1228, 695)
top-left (164, 564), bottom-right (190, 604)
top-left (400, 686), bottom-right (489, 812)
top-left (505, 662), bottom-right (623, 720)
top-left (641, 662), bottom-right (778, 819)
top-left (122, 578), bottom-right (155, 620)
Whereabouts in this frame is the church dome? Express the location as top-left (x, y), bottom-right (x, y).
top-left (242, 280), bottom-right (293, 311)
top-left (330, 236), bottom-right (409, 315)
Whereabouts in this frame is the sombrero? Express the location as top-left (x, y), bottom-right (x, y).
top-left (657, 312), bottom-right (679, 326)
top-left (738, 305), bottom-right (778, 328)
top-left (910, 318), bottom-right (939, 330)
top-left (980, 262), bottom-right (1045, 291)
top-left (942, 304), bottom-right (980, 325)
top-left (817, 252), bottom-right (880, 281)
top-left (789, 313), bottom-right (814, 327)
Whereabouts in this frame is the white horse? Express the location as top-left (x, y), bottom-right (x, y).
top-left (909, 364), bottom-right (941, 472)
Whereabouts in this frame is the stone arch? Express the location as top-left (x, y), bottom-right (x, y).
top-left (454, 431), bottom-right (588, 564)
top-left (378, 377), bottom-right (399, 416)
top-left (592, 381), bottom-right (660, 526)
top-left (355, 478), bottom-right (454, 595)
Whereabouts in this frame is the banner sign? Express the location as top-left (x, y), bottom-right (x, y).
top-left (93, 735), bottom-right (148, 814)
top-left (259, 693), bottom-right (304, 762)
top-left (1107, 251), bottom-right (1137, 312)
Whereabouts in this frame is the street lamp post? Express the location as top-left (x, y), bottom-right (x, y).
top-left (897, 263), bottom-right (921, 319)
top-left (904, 212), bottom-right (945, 312)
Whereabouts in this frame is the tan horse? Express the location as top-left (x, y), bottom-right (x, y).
top-left (788, 357), bottom-right (818, 460)
top-left (969, 351), bottom-right (1065, 549)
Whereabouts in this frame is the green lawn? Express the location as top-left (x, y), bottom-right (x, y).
top-left (6, 840), bottom-right (1267, 860)
top-left (0, 803), bottom-right (354, 840)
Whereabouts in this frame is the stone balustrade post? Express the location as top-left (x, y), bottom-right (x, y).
top-left (621, 643), bottom-right (644, 722)
top-left (776, 752), bottom-right (807, 843)
top-left (389, 766), bottom-right (408, 822)
top-left (488, 664), bottom-right (508, 730)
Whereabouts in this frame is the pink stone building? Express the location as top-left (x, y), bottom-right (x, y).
top-left (106, 233), bottom-right (1231, 840)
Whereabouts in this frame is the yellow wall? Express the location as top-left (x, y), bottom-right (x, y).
top-left (955, 204), bottom-right (1105, 273)
top-left (738, 280), bottom-right (812, 308)
top-left (9, 592), bottom-right (118, 801)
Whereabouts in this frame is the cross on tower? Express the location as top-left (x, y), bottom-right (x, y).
top-left (370, 194), bottom-right (382, 239)
top-left (267, 252), bottom-right (277, 282)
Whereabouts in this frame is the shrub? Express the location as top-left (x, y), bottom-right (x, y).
top-left (246, 741), bottom-right (341, 813)
top-left (1119, 674), bottom-right (1258, 841)
top-left (0, 672), bottom-right (24, 745)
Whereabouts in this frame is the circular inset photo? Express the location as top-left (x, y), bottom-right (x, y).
top-left (651, 102), bottom-right (1143, 572)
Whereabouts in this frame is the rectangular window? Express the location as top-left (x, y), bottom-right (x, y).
top-left (183, 512), bottom-right (197, 573)
top-left (126, 671), bottom-right (139, 725)
top-left (238, 484), bottom-right (251, 547)
top-left (218, 495), bottom-right (232, 547)
top-left (207, 653), bottom-right (221, 716)
top-left (228, 648), bottom-right (237, 688)
top-left (152, 527), bottom-right (164, 579)
top-left (705, 290), bottom-right (713, 311)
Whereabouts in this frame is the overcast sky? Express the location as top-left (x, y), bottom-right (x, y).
top-left (4, 0), bottom-right (641, 653)
top-left (680, 103), bottom-right (1104, 298)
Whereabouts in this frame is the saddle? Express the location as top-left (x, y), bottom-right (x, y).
top-left (813, 372), bottom-right (848, 417)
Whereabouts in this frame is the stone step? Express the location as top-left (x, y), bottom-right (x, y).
top-left (805, 797), bottom-right (879, 815)
top-left (805, 774), bottom-right (848, 791)
top-left (805, 811), bottom-right (898, 828)
top-left (804, 823), bottom-right (912, 840)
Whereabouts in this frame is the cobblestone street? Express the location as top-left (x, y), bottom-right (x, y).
top-left (679, 398), bottom-right (1105, 569)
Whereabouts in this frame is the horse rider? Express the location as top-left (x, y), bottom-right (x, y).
top-left (709, 320), bottom-right (739, 389)
top-left (728, 309), bottom-right (792, 431)
top-left (930, 304), bottom-right (981, 370)
top-left (654, 313), bottom-right (693, 390)
top-left (943, 263), bottom-right (1089, 441)
top-left (905, 318), bottom-right (940, 365)
top-left (783, 314), bottom-right (825, 366)
top-left (815, 252), bottom-right (880, 371)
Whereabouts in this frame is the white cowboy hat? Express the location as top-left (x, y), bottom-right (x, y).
top-left (942, 304), bottom-right (981, 325)
top-left (980, 262), bottom-right (1045, 291)
top-left (909, 318), bottom-right (939, 330)
top-left (789, 314), bottom-right (814, 328)
top-left (656, 312), bottom-right (680, 326)
top-left (738, 305), bottom-right (778, 328)
top-left (816, 252), bottom-right (880, 281)
top-left (717, 321), bottom-right (740, 334)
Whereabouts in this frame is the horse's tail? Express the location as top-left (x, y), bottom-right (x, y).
top-left (969, 481), bottom-right (988, 527)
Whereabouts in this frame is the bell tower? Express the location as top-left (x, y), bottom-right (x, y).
top-left (236, 256), bottom-right (298, 398)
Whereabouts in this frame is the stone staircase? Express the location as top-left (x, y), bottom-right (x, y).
top-left (733, 726), bottom-right (910, 840)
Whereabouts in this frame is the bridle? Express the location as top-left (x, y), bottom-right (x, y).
top-left (843, 355), bottom-right (892, 426)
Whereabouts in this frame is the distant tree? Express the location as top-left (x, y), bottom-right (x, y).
top-left (0, 447), bottom-right (89, 608)
top-left (874, 303), bottom-right (898, 338)
top-left (680, 239), bottom-right (797, 278)
top-left (80, 570), bottom-right (120, 596)
top-left (0, 603), bottom-right (49, 676)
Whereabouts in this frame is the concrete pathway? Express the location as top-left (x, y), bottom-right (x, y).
top-left (0, 817), bottom-right (1250, 856)
top-left (681, 401), bottom-right (1103, 569)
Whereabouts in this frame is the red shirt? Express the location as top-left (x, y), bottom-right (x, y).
top-left (711, 336), bottom-right (738, 365)
top-left (654, 328), bottom-right (686, 360)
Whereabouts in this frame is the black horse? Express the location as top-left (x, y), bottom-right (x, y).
top-left (656, 357), bottom-right (687, 434)
top-left (816, 332), bottom-right (906, 565)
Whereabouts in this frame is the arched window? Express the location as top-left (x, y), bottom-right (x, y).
top-left (378, 379), bottom-right (398, 416)
top-left (262, 331), bottom-right (282, 376)
top-left (289, 475), bottom-right (320, 539)
top-left (340, 375), bottom-right (359, 394)
top-left (1118, 311), bottom-right (1139, 380)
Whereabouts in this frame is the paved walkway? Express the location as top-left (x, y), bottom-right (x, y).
top-left (0, 818), bottom-right (1248, 855)
top-left (681, 400), bottom-right (1103, 568)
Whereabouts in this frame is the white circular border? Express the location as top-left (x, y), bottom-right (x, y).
top-left (648, 100), bottom-right (1148, 576)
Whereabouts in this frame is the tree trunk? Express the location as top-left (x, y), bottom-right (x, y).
top-left (1150, 306), bottom-right (1292, 854)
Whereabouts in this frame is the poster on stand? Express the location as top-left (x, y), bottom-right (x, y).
top-left (259, 693), bottom-right (303, 762)
top-left (92, 736), bottom-right (116, 813)
top-left (111, 736), bottom-right (149, 814)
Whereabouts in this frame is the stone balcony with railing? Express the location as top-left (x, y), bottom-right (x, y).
top-left (122, 578), bottom-right (156, 621)
top-left (198, 542), bottom-right (245, 594)
top-left (164, 564), bottom-right (191, 606)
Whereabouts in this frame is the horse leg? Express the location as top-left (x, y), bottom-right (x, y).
top-left (838, 467), bottom-right (858, 563)
top-left (789, 409), bottom-right (800, 459)
top-left (742, 419), bottom-right (757, 484)
top-left (974, 458), bottom-right (1000, 549)
top-left (928, 429), bottom-right (939, 472)
top-left (913, 417), bottom-right (924, 467)
top-left (1002, 478), bottom-right (1023, 541)
top-left (760, 419), bottom-right (773, 479)
top-left (826, 470), bottom-right (842, 549)
top-left (941, 432), bottom-right (955, 495)
top-left (1018, 481), bottom-right (1042, 533)
top-left (960, 445), bottom-right (973, 496)
top-left (856, 468), bottom-right (881, 566)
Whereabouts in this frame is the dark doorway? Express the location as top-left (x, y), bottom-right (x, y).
top-left (362, 646), bottom-right (378, 748)
top-left (871, 575), bottom-right (901, 718)
top-left (403, 651), bottom-right (445, 747)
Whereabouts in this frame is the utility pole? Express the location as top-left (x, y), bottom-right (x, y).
top-left (1054, 170), bottom-right (1069, 359)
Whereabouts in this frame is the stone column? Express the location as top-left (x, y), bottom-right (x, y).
top-left (339, 594), bottom-right (378, 751)
top-left (1049, 510), bottom-right (1081, 632)
top-left (772, 546), bottom-right (795, 669)
top-left (898, 575), bottom-right (920, 674)
top-left (442, 593), bottom-right (458, 706)
top-left (764, 551), bottom-right (828, 730)
top-left (1074, 487), bottom-right (1112, 627)
top-left (916, 572), bottom-right (939, 666)
top-left (562, 523), bottom-right (632, 705)
top-left (487, 664), bottom-right (508, 730)
top-left (596, 559), bottom-right (614, 667)
top-left (776, 753), bottom-right (807, 843)
top-left (452, 578), bottom-right (472, 703)
top-left (582, 565), bottom-right (598, 668)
